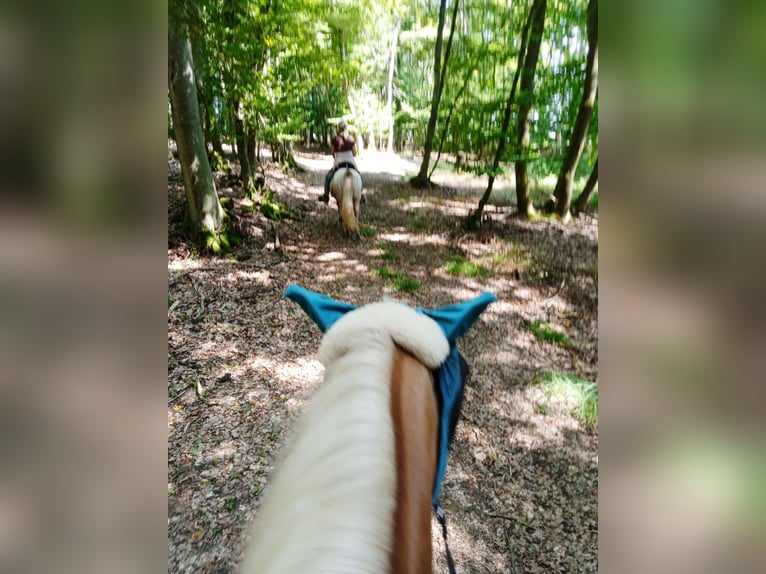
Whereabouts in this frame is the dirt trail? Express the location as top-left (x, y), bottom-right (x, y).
top-left (168, 150), bottom-right (598, 573)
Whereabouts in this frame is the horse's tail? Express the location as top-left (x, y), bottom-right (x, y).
top-left (339, 171), bottom-right (358, 233)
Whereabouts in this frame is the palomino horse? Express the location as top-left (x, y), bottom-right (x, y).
top-left (240, 285), bottom-right (496, 574)
top-left (329, 165), bottom-right (363, 235)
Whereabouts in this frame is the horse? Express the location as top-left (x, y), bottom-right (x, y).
top-left (329, 164), bottom-right (363, 235)
top-left (240, 285), bottom-right (496, 574)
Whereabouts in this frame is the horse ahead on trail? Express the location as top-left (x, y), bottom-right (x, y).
top-left (330, 164), bottom-right (363, 235)
top-left (240, 285), bottom-right (496, 574)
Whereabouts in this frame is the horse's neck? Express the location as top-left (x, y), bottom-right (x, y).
top-left (390, 345), bottom-right (438, 574)
top-left (241, 331), bottom-right (398, 574)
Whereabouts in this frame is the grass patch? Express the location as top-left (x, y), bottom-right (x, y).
top-left (443, 254), bottom-right (490, 278)
top-left (392, 276), bottom-right (420, 292)
top-left (407, 210), bottom-right (428, 230)
top-left (377, 266), bottom-right (397, 279)
top-left (537, 372), bottom-right (598, 430)
top-left (377, 243), bottom-right (398, 262)
top-left (376, 266), bottom-right (420, 292)
top-left (528, 321), bottom-right (573, 347)
top-left (491, 244), bottom-right (530, 266)
top-left (360, 224), bottom-right (376, 238)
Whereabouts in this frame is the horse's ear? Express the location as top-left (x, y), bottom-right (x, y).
top-left (420, 292), bottom-right (497, 346)
top-left (284, 284), bottom-right (358, 333)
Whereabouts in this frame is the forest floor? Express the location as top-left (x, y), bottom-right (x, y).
top-left (167, 146), bottom-right (598, 573)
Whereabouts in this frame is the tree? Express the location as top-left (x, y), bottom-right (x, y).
top-left (574, 157), bottom-right (598, 212)
top-left (386, 19), bottom-right (401, 153)
top-left (411, 0), bottom-right (460, 187)
top-left (552, 0), bottom-right (598, 222)
top-left (169, 0), bottom-right (225, 236)
top-left (467, 5), bottom-right (536, 228)
top-left (514, 0), bottom-right (547, 216)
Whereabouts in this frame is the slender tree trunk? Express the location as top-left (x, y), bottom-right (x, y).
top-left (233, 99), bottom-right (251, 188)
top-left (515, 0), bottom-right (547, 216)
top-left (386, 20), bottom-right (400, 153)
top-left (412, 0), bottom-right (459, 187)
top-left (553, 0), bottom-right (598, 222)
top-left (574, 157), bottom-right (598, 211)
top-left (467, 8), bottom-right (536, 228)
top-left (430, 47), bottom-right (484, 180)
top-left (168, 6), bottom-right (224, 233)
top-left (247, 130), bottom-right (256, 171)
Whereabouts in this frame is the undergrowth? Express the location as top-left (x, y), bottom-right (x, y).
top-left (377, 266), bottom-right (420, 292)
top-left (528, 320), bottom-right (573, 347)
top-left (444, 254), bottom-right (490, 278)
top-left (537, 372), bottom-right (598, 430)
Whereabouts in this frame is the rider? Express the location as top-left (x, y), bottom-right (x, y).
top-left (319, 120), bottom-right (363, 204)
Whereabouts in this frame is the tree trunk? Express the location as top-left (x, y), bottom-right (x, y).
top-left (430, 47), bottom-right (484, 180)
top-left (247, 130), bottom-right (256, 171)
top-left (412, 0), bottom-right (459, 187)
top-left (168, 6), bottom-right (224, 233)
top-left (553, 0), bottom-right (598, 222)
top-left (574, 157), bottom-right (598, 212)
top-left (386, 20), bottom-right (400, 153)
top-left (514, 0), bottom-right (547, 217)
top-left (466, 11), bottom-right (535, 228)
top-left (233, 99), bottom-right (252, 188)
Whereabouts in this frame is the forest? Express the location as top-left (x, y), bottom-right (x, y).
top-left (169, 0), bottom-right (597, 242)
top-left (168, 0), bottom-right (598, 572)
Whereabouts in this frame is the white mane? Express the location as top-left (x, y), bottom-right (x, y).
top-left (240, 302), bottom-right (448, 574)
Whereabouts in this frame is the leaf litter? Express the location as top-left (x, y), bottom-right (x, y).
top-left (168, 149), bottom-right (598, 573)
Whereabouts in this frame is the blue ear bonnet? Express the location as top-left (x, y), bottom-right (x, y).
top-left (284, 284), bottom-right (497, 505)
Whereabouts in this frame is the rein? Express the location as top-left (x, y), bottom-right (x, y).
top-left (435, 505), bottom-right (457, 574)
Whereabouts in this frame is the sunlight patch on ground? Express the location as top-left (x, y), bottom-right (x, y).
top-left (432, 283), bottom-right (498, 303)
top-left (316, 251), bottom-right (346, 262)
top-left (246, 355), bottom-right (323, 389)
top-left (169, 259), bottom-right (204, 272)
top-left (377, 231), bottom-right (449, 247)
top-left (192, 339), bottom-right (241, 361)
top-left (209, 441), bottom-right (238, 462)
top-left (225, 269), bottom-right (271, 284)
top-left (294, 150), bottom-right (419, 178)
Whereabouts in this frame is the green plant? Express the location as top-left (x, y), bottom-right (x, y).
top-left (588, 191), bottom-right (598, 211)
top-left (528, 321), bottom-right (573, 347)
top-left (376, 266), bottom-right (420, 292)
top-left (377, 266), bottom-right (397, 279)
top-left (444, 255), bottom-right (490, 278)
top-left (538, 372), bottom-right (598, 430)
top-left (201, 221), bottom-right (241, 255)
top-left (392, 276), bottom-right (420, 292)
top-left (259, 188), bottom-right (291, 221)
top-left (377, 243), bottom-right (398, 262)
top-left (413, 216), bottom-right (427, 230)
top-left (360, 224), bottom-right (375, 237)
